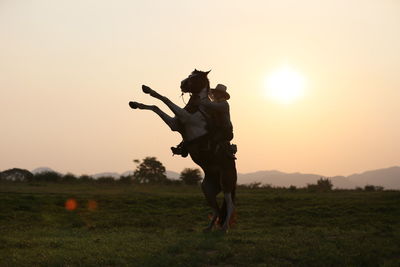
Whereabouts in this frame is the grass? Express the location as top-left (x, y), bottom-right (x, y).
top-left (0, 182), bottom-right (399, 266)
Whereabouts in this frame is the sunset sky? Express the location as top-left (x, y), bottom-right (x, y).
top-left (1, 0), bottom-right (399, 177)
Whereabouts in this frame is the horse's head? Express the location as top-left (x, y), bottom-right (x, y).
top-left (180, 69), bottom-right (211, 94)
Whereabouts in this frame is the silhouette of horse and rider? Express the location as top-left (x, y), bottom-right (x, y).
top-left (129, 69), bottom-right (237, 232)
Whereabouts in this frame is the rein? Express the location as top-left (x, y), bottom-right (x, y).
top-left (180, 92), bottom-right (191, 105)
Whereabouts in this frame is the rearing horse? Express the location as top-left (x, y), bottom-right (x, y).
top-left (129, 69), bottom-right (237, 232)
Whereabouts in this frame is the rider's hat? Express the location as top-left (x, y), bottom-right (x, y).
top-left (210, 84), bottom-right (230, 100)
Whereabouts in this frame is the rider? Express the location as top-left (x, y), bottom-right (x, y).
top-left (201, 84), bottom-right (233, 146)
top-left (171, 84), bottom-right (234, 157)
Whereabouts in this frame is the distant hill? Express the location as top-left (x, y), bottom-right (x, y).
top-left (237, 166), bottom-right (400, 189)
top-left (347, 166), bottom-right (400, 189)
top-left (238, 170), bottom-right (322, 187)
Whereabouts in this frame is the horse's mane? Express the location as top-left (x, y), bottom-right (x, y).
top-left (184, 97), bottom-right (200, 113)
top-left (191, 69), bottom-right (211, 90)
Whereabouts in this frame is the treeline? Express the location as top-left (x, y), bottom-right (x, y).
top-left (0, 157), bottom-right (203, 185)
top-left (240, 177), bottom-right (385, 192)
top-left (0, 157), bottom-right (386, 191)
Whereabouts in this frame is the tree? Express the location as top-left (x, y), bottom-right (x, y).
top-left (133, 157), bottom-right (167, 184)
top-left (78, 175), bottom-right (93, 183)
top-left (179, 168), bottom-right (202, 185)
top-left (307, 177), bottom-right (333, 192)
top-left (62, 173), bottom-right (78, 183)
top-left (0, 168), bottom-right (33, 182)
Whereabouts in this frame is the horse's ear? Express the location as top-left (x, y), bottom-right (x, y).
top-left (205, 70), bottom-right (211, 76)
top-left (194, 68), bottom-right (198, 72)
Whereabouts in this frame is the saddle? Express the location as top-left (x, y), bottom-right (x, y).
top-left (171, 96), bottom-right (237, 159)
top-left (171, 139), bottom-right (237, 159)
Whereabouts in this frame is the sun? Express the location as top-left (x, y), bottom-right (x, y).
top-left (264, 65), bottom-right (306, 104)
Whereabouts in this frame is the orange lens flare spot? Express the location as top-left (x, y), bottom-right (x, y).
top-left (87, 200), bottom-right (98, 211)
top-left (65, 198), bottom-right (78, 211)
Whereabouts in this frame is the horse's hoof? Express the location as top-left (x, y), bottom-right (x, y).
top-left (129, 101), bottom-right (139, 109)
top-left (142, 85), bottom-right (152, 94)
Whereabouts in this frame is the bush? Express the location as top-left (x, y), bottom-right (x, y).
top-left (119, 175), bottom-right (133, 184)
top-left (33, 171), bottom-right (62, 182)
top-left (78, 175), bottom-right (94, 183)
top-left (179, 168), bottom-right (202, 185)
top-left (261, 183), bottom-right (273, 189)
top-left (307, 177), bottom-right (333, 192)
top-left (364, 185), bottom-right (384, 192)
top-left (289, 185), bottom-right (297, 191)
top-left (62, 173), bottom-right (78, 183)
top-left (96, 177), bottom-right (116, 184)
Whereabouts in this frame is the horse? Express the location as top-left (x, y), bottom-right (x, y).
top-left (129, 69), bottom-right (237, 232)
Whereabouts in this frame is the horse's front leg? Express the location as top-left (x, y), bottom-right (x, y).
top-left (221, 192), bottom-right (235, 233)
top-left (129, 101), bottom-right (179, 131)
top-left (141, 85), bottom-right (190, 123)
top-left (205, 209), bottom-right (220, 232)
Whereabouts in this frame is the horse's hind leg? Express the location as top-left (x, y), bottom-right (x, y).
top-left (221, 192), bottom-right (235, 232)
top-left (129, 101), bottom-right (179, 131)
top-left (201, 171), bottom-right (221, 232)
top-left (219, 159), bottom-right (237, 232)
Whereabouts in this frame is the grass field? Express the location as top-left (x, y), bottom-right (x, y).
top-left (0, 182), bottom-right (399, 266)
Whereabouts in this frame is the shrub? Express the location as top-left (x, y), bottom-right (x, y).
top-left (261, 183), bottom-right (273, 189)
top-left (96, 177), bottom-right (116, 184)
top-left (62, 173), bottom-right (78, 183)
top-left (243, 182), bottom-right (262, 189)
top-left (289, 185), bottom-right (297, 191)
top-left (307, 177), bottom-right (333, 192)
top-left (179, 168), bottom-right (202, 185)
top-left (364, 185), bottom-right (384, 192)
top-left (119, 175), bottom-right (133, 184)
top-left (78, 175), bottom-right (94, 182)
top-left (33, 171), bottom-right (62, 182)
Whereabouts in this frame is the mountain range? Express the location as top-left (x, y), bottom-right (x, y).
top-left (237, 166), bottom-right (400, 189)
top-left (29, 166), bottom-right (400, 189)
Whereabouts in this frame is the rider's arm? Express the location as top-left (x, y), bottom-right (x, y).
top-left (200, 99), bottom-right (228, 112)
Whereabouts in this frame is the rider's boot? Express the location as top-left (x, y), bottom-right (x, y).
top-left (171, 141), bottom-right (188, 157)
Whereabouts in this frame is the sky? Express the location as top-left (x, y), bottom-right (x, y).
top-left (1, 0), bottom-right (399, 177)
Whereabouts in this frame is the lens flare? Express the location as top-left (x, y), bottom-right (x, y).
top-left (87, 200), bottom-right (98, 211)
top-left (65, 198), bottom-right (77, 211)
